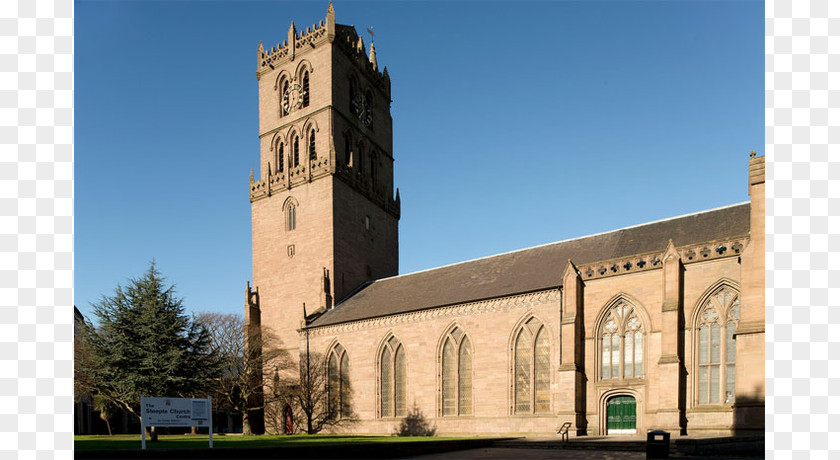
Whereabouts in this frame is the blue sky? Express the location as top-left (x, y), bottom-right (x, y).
top-left (75, 0), bottom-right (763, 321)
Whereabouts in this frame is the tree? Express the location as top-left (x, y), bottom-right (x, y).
top-left (92, 394), bottom-right (117, 435)
top-left (78, 262), bottom-right (219, 439)
top-left (278, 349), bottom-right (356, 435)
top-left (194, 312), bottom-right (293, 435)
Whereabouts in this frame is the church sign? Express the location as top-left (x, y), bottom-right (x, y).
top-left (140, 396), bottom-right (213, 449)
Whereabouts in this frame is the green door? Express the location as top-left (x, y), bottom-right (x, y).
top-left (606, 395), bottom-right (637, 434)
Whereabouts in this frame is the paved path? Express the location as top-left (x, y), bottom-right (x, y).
top-left (403, 447), bottom-right (646, 460)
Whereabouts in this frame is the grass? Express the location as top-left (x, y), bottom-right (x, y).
top-left (74, 434), bottom-right (471, 451)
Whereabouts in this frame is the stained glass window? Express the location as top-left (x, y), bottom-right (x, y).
top-left (599, 301), bottom-right (645, 380)
top-left (696, 286), bottom-right (740, 406)
top-left (379, 336), bottom-right (406, 418)
top-left (441, 326), bottom-right (471, 416)
top-left (326, 344), bottom-right (349, 419)
top-left (513, 318), bottom-right (551, 414)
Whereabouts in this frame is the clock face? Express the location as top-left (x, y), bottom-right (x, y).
top-left (352, 94), bottom-right (372, 127)
top-left (283, 83), bottom-right (304, 113)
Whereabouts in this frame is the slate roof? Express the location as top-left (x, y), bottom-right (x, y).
top-left (308, 202), bottom-right (751, 328)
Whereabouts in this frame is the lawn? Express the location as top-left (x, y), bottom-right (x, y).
top-left (74, 434), bottom-right (471, 451)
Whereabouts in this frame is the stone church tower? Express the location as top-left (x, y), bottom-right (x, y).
top-left (247, 3), bottom-right (400, 357)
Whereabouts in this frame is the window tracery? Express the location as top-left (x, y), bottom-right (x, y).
top-left (513, 317), bottom-right (550, 414)
top-left (379, 335), bottom-right (406, 418)
top-left (599, 300), bottom-right (645, 380)
top-left (696, 286), bottom-right (740, 405)
top-left (326, 343), bottom-right (350, 420)
top-left (441, 326), bottom-right (472, 416)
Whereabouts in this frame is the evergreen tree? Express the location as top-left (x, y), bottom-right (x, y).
top-left (79, 262), bottom-right (219, 432)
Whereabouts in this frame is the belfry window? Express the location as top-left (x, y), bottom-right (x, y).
top-left (302, 71), bottom-right (310, 107)
top-left (344, 135), bottom-right (352, 167)
top-left (370, 152), bottom-right (377, 188)
top-left (379, 335), bottom-right (406, 418)
top-left (513, 317), bottom-right (551, 414)
top-left (696, 286), bottom-right (739, 405)
top-left (277, 143), bottom-right (284, 172)
top-left (599, 300), bottom-right (645, 380)
top-left (293, 136), bottom-right (300, 167)
top-left (441, 326), bottom-right (472, 416)
top-left (326, 343), bottom-right (351, 419)
top-left (281, 80), bottom-right (289, 116)
top-left (309, 130), bottom-right (316, 161)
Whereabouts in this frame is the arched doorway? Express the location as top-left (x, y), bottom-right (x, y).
top-left (283, 405), bottom-right (294, 435)
top-left (606, 395), bottom-right (637, 434)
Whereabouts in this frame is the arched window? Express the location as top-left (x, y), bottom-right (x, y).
top-left (357, 144), bottom-right (365, 175)
top-left (281, 80), bottom-right (289, 116)
top-left (277, 143), bottom-right (284, 173)
top-left (302, 71), bottom-right (310, 107)
top-left (309, 130), bottom-right (316, 161)
top-left (441, 325), bottom-right (472, 416)
top-left (369, 152), bottom-right (377, 188)
top-left (696, 286), bottom-right (740, 405)
top-left (513, 317), bottom-right (551, 414)
top-left (379, 335), bottom-right (406, 418)
top-left (344, 134), bottom-right (352, 167)
top-left (599, 299), bottom-right (645, 380)
top-left (293, 135), bottom-right (300, 167)
top-left (326, 343), bottom-right (351, 419)
top-left (348, 78), bottom-right (356, 114)
top-left (286, 203), bottom-right (296, 231)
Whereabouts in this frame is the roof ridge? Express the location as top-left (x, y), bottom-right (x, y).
top-left (372, 201), bottom-right (750, 284)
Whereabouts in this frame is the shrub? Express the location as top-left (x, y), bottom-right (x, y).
top-left (394, 403), bottom-right (436, 437)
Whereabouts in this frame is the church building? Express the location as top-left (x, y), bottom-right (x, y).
top-left (246, 4), bottom-right (764, 437)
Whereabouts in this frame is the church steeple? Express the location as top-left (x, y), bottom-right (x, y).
top-left (249, 5), bottom-right (399, 367)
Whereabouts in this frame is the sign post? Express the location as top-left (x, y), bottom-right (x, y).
top-left (140, 396), bottom-right (213, 450)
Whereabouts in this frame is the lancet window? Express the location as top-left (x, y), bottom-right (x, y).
top-left (599, 300), bottom-right (645, 380)
top-left (302, 71), bottom-right (310, 107)
top-left (293, 135), bottom-right (300, 167)
top-left (513, 317), bottom-right (551, 414)
top-left (379, 335), bottom-right (406, 418)
top-left (276, 143), bottom-right (284, 173)
top-left (441, 326), bottom-right (472, 416)
top-left (309, 130), bottom-right (317, 161)
top-left (326, 343), bottom-right (351, 419)
top-left (696, 286), bottom-right (740, 405)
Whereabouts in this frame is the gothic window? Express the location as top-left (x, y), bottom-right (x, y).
top-left (369, 152), bottom-right (377, 188)
top-left (599, 300), bottom-right (645, 380)
top-left (309, 130), bottom-right (316, 161)
top-left (379, 335), bottom-right (406, 418)
top-left (344, 135), bottom-right (352, 167)
top-left (286, 203), bottom-right (296, 231)
top-left (293, 135), bottom-right (300, 167)
top-left (696, 286), bottom-right (740, 405)
top-left (277, 143), bottom-right (284, 172)
top-left (302, 71), bottom-right (310, 107)
top-left (281, 80), bottom-right (289, 116)
top-left (513, 317), bottom-right (551, 414)
top-left (327, 343), bottom-right (351, 419)
top-left (441, 325), bottom-right (472, 416)
top-left (357, 144), bottom-right (365, 175)
top-left (348, 78), bottom-right (356, 114)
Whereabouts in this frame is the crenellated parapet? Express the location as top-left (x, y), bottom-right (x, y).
top-left (256, 2), bottom-right (389, 98)
top-left (249, 156), bottom-right (399, 218)
top-left (257, 3), bottom-right (335, 78)
top-left (335, 24), bottom-right (390, 96)
top-left (577, 236), bottom-right (749, 281)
